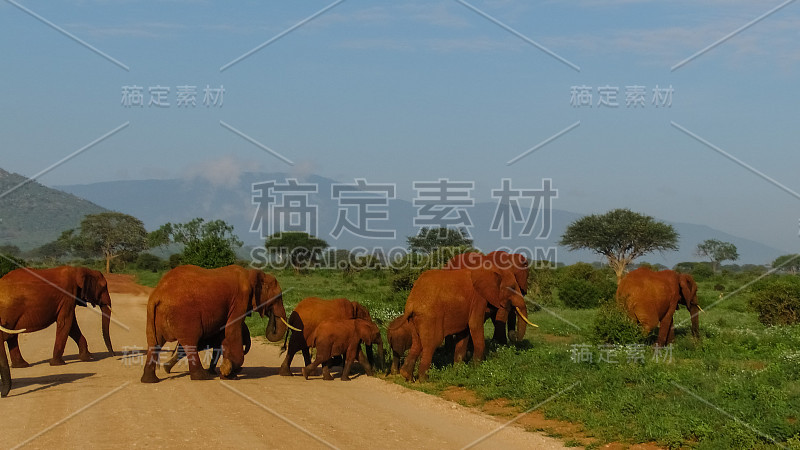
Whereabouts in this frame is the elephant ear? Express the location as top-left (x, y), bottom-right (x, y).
top-left (248, 270), bottom-right (265, 314)
top-left (76, 268), bottom-right (95, 306)
top-left (679, 274), bottom-right (698, 305)
top-left (471, 269), bottom-right (505, 310)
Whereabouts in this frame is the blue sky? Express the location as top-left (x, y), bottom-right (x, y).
top-left (1, 0), bottom-right (799, 253)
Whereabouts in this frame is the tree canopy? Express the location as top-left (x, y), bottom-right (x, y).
top-left (559, 208), bottom-right (679, 281)
top-left (151, 218), bottom-right (242, 269)
top-left (695, 239), bottom-right (739, 273)
top-left (65, 212), bottom-right (149, 273)
top-left (264, 231), bottom-right (329, 272)
top-left (773, 254), bottom-right (800, 274)
top-left (406, 227), bottom-right (473, 254)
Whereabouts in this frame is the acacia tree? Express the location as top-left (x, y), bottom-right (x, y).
top-left (772, 254), bottom-right (800, 275)
top-left (695, 239), bottom-right (738, 273)
top-left (406, 227), bottom-right (473, 254)
top-left (559, 209), bottom-right (679, 282)
top-left (70, 212), bottom-right (149, 273)
top-left (151, 218), bottom-right (243, 269)
top-left (264, 232), bottom-right (329, 272)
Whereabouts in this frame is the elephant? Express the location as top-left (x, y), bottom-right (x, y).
top-left (0, 266), bottom-right (114, 397)
top-left (445, 251), bottom-right (531, 344)
top-left (616, 267), bottom-right (701, 346)
top-left (141, 265), bottom-right (288, 383)
top-left (387, 315), bottom-right (413, 375)
top-left (279, 297), bottom-right (382, 376)
top-left (397, 268), bottom-right (534, 382)
top-left (302, 318), bottom-right (383, 381)
top-left (162, 322), bottom-right (251, 376)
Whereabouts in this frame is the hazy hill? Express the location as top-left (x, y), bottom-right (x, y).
top-left (57, 172), bottom-right (784, 267)
top-left (0, 168), bottom-right (108, 250)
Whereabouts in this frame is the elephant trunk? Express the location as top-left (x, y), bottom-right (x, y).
top-left (101, 305), bottom-right (114, 354)
top-left (689, 305), bottom-right (701, 340)
top-left (509, 305), bottom-right (527, 343)
top-left (265, 310), bottom-right (288, 342)
top-left (375, 340), bottom-right (385, 373)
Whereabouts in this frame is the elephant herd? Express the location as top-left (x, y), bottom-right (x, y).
top-left (0, 253), bottom-right (701, 397)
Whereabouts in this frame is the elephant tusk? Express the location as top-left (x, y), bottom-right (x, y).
top-left (697, 306), bottom-right (704, 313)
top-left (0, 325), bottom-right (25, 334)
top-left (281, 317), bottom-right (301, 332)
top-left (515, 307), bottom-right (538, 327)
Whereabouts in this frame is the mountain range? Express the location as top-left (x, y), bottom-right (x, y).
top-left (55, 172), bottom-right (784, 267)
top-left (0, 168), bottom-right (107, 250)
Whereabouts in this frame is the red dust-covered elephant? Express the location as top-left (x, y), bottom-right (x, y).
top-left (0, 266), bottom-right (115, 397)
top-left (141, 265), bottom-right (288, 383)
top-left (616, 267), bottom-right (701, 346)
top-left (279, 297), bottom-right (382, 375)
top-left (445, 251), bottom-right (531, 344)
top-left (302, 318), bottom-right (383, 381)
top-left (396, 268), bottom-right (534, 382)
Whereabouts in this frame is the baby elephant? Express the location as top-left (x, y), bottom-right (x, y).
top-left (387, 315), bottom-right (413, 375)
top-left (302, 318), bottom-right (383, 381)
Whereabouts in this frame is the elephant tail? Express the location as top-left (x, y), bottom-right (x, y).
top-left (279, 327), bottom-right (290, 355)
top-left (388, 311), bottom-right (413, 331)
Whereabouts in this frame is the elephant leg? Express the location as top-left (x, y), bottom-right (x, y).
top-left (207, 346), bottom-right (222, 376)
top-left (303, 347), bottom-right (329, 380)
top-left (51, 309), bottom-right (76, 366)
top-left (184, 343), bottom-right (214, 381)
top-left (390, 351), bottom-right (400, 375)
top-left (163, 345), bottom-right (186, 374)
top-left (357, 347), bottom-right (374, 376)
top-left (399, 322), bottom-right (422, 382)
top-left (141, 344), bottom-right (162, 383)
top-left (469, 317), bottom-right (487, 363)
top-left (453, 330), bottom-right (470, 363)
top-left (7, 335), bottom-right (30, 368)
top-left (322, 361), bottom-right (334, 381)
top-left (68, 319), bottom-right (93, 362)
top-left (0, 339), bottom-right (11, 397)
top-left (491, 316), bottom-right (508, 344)
top-left (416, 325), bottom-right (442, 382)
top-left (341, 347), bottom-right (357, 382)
top-left (656, 315), bottom-right (673, 347)
top-left (219, 323), bottom-right (245, 380)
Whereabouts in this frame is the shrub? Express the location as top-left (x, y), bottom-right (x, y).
top-left (168, 253), bottom-right (182, 269)
top-left (135, 253), bottom-right (165, 272)
top-left (591, 302), bottom-right (646, 344)
top-left (560, 278), bottom-right (601, 309)
top-left (390, 268), bottom-right (418, 292)
top-left (749, 277), bottom-right (800, 326)
top-left (0, 255), bottom-right (25, 278)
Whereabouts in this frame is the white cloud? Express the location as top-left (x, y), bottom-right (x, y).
top-left (182, 155), bottom-right (263, 188)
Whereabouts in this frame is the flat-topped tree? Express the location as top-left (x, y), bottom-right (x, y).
top-left (559, 209), bottom-right (679, 282)
top-left (695, 239), bottom-right (738, 274)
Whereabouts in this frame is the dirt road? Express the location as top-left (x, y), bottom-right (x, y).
top-left (2, 276), bottom-right (571, 449)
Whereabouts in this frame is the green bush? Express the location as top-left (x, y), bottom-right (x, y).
top-left (749, 277), bottom-right (800, 326)
top-left (559, 278), bottom-right (601, 309)
top-left (591, 302), bottom-right (646, 344)
top-left (0, 255), bottom-right (25, 278)
top-left (135, 253), bottom-right (166, 272)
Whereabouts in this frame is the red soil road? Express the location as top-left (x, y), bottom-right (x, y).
top-left (2, 275), bottom-right (571, 449)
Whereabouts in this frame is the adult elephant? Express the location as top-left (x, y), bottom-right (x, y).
top-left (396, 268), bottom-right (534, 382)
top-left (0, 266), bottom-right (114, 397)
top-left (616, 267), bottom-right (701, 346)
top-left (141, 265), bottom-right (288, 383)
top-left (445, 251), bottom-right (531, 344)
top-left (278, 297), bottom-right (382, 376)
